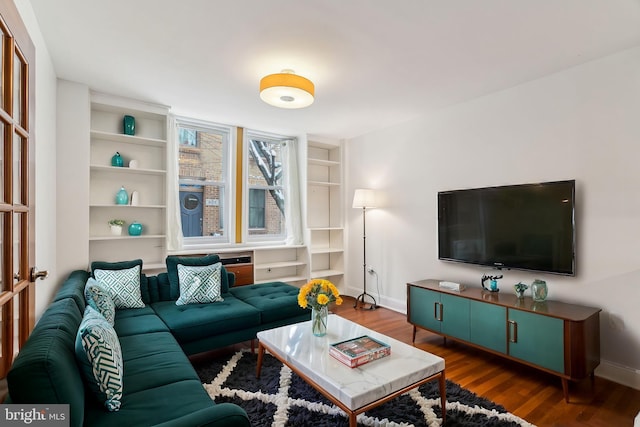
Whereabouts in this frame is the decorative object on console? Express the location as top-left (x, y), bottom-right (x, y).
top-left (128, 221), bottom-right (143, 236)
top-left (531, 279), bottom-right (548, 301)
top-left (481, 274), bottom-right (503, 292)
top-left (297, 279), bottom-right (342, 337)
top-left (123, 115), bottom-right (135, 135)
top-left (514, 282), bottom-right (528, 298)
top-left (108, 219), bottom-right (125, 236)
top-left (115, 186), bottom-right (129, 205)
top-left (128, 159), bottom-right (138, 168)
top-left (353, 188), bottom-right (378, 309)
top-left (259, 69), bottom-right (315, 109)
top-left (111, 152), bottom-right (123, 167)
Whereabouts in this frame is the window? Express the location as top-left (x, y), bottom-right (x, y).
top-left (177, 120), bottom-right (231, 243)
top-left (173, 120), bottom-right (295, 247)
top-left (245, 133), bottom-right (287, 241)
top-left (248, 189), bottom-right (266, 229)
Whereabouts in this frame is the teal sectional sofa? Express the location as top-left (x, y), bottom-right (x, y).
top-left (6, 257), bottom-right (310, 427)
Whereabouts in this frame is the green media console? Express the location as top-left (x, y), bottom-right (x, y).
top-left (407, 279), bottom-right (601, 402)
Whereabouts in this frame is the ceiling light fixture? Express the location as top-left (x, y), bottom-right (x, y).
top-left (259, 69), bottom-right (315, 109)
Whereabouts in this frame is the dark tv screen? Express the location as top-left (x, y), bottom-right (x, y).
top-left (438, 180), bottom-right (576, 276)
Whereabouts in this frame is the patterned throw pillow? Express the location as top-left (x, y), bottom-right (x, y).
top-left (175, 262), bottom-right (224, 306)
top-left (94, 265), bottom-right (145, 309)
top-left (84, 278), bottom-right (116, 326)
top-left (75, 306), bottom-right (124, 411)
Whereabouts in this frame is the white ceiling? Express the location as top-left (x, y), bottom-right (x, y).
top-left (28, 0), bottom-right (640, 140)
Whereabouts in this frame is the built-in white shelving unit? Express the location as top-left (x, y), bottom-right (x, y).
top-left (253, 246), bottom-right (309, 284)
top-left (89, 93), bottom-right (169, 270)
top-left (307, 141), bottom-right (344, 287)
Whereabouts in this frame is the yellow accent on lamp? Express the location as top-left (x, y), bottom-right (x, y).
top-left (260, 69), bottom-right (315, 109)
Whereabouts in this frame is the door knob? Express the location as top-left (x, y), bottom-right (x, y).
top-left (30, 267), bottom-right (49, 281)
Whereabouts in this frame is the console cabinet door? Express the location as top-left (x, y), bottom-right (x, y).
top-left (440, 294), bottom-right (470, 341)
top-left (508, 309), bottom-right (564, 373)
top-left (470, 300), bottom-right (507, 354)
top-left (408, 286), bottom-right (442, 332)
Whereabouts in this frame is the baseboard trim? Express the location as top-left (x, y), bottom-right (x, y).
top-left (595, 359), bottom-right (640, 390)
top-left (346, 288), bottom-right (406, 313)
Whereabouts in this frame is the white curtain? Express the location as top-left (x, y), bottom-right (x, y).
top-left (284, 139), bottom-right (303, 245)
top-left (166, 116), bottom-right (184, 251)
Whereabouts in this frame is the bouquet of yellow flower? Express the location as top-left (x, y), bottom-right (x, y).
top-left (298, 279), bottom-right (343, 310)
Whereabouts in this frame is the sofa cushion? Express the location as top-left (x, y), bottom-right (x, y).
top-left (166, 254), bottom-right (230, 299)
top-left (176, 262), bottom-right (224, 305)
top-left (118, 331), bottom-right (200, 393)
top-left (151, 296), bottom-right (260, 344)
top-left (94, 264), bottom-right (145, 309)
top-left (229, 282), bottom-right (308, 324)
top-left (83, 379), bottom-right (228, 427)
top-left (7, 297), bottom-right (86, 427)
top-left (75, 306), bottom-right (124, 411)
top-left (114, 307), bottom-right (170, 337)
top-left (85, 278), bottom-right (116, 325)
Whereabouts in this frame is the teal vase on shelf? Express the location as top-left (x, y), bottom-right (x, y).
top-left (128, 221), bottom-right (143, 236)
top-left (111, 152), bottom-right (123, 167)
top-left (115, 186), bottom-right (129, 205)
top-left (123, 115), bottom-right (135, 135)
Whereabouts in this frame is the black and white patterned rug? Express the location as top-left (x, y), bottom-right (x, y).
top-left (193, 349), bottom-right (535, 427)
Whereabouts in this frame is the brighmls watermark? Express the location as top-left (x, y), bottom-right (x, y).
top-left (0, 405), bottom-right (69, 426)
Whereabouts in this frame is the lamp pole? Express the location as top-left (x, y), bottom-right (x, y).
top-left (354, 206), bottom-right (377, 309)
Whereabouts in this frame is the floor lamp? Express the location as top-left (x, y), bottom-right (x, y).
top-left (352, 189), bottom-right (377, 310)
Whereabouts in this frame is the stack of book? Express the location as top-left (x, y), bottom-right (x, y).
top-left (329, 335), bottom-right (391, 368)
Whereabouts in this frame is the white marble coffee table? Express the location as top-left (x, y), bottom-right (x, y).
top-left (256, 314), bottom-right (446, 426)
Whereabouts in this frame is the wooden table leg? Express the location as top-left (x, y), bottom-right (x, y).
top-left (256, 342), bottom-right (264, 378)
top-left (439, 370), bottom-right (447, 424)
top-left (561, 378), bottom-right (569, 403)
top-left (349, 412), bottom-right (357, 427)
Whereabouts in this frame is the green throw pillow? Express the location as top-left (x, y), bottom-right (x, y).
top-left (75, 306), bottom-right (124, 411)
top-left (84, 278), bottom-right (116, 326)
top-left (176, 262), bottom-right (224, 305)
top-left (166, 254), bottom-right (230, 299)
top-left (94, 265), bottom-right (145, 309)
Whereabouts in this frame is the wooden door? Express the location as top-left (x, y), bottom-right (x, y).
top-left (0, 1), bottom-right (37, 378)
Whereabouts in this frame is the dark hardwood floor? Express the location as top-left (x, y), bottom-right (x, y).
top-left (333, 297), bottom-right (640, 427)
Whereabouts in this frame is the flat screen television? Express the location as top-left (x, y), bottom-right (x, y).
top-left (438, 180), bottom-right (576, 276)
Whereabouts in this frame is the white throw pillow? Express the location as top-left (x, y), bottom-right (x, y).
top-left (94, 265), bottom-right (145, 309)
top-left (176, 262), bottom-right (224, 306)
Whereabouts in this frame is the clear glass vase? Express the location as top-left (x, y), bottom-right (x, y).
top-left (311, 306), bottom-right (328, 337)
top-left (531, 279), bottom-right (548, 302)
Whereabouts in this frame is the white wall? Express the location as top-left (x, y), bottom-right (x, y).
top-left (56, 80), bottom-right (90, 278)
top-left (14, 0), bottom-right (59, 318)
top-left (345, 46), bottom-right (640, 389)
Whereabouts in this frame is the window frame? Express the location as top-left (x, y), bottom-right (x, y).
top-left (175, 118), bottom-right (235, 247)
top-left (243, 130), bottom-right (290, 243)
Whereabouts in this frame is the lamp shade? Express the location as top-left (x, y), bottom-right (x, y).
top-left (352, 189), bottom-right (377, 209)
top-left (260, 70), bottom-right (314, 109)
